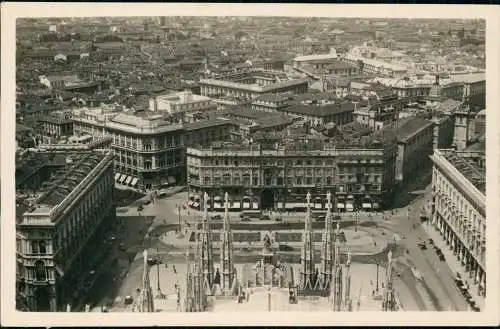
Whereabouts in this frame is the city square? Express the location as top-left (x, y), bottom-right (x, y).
top-left (11, 14), bottom-right (487, 317)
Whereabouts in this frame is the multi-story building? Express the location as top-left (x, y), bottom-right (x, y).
top-left (451, 72), bottom-right (486, 109)
top-left (371, 73), bottom-right (480, 105)
top-left (199, 69), bottom-right (308, 100)
top-left (430, 149), bottom-right (486, 297)
top-left (353, 94), bottom-right (407, 131)
top-left (342, 55), bottom-right (408, 78)
top-left (16, 150), bottom-right (116, 311)
top-left (251, 94), bottom-right (290, 113)
top-left (349, 81), bottom-right (394, 99)
top-left (149, 91), bottom-right (217, 116)
top-left (280, 102), bottom-right (355, 127)
top-left (72, 108), bottom-right (231, 190)
top-left (186, 133), bottom-right (398, 213)
top-left (36, 115), bottom-right (74, 142)
top-left (394, 117), bottom-right (434, 183)
top-left (293, 52), bottom-right (359, 78)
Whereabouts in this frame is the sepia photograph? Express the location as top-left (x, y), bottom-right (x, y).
top-left (1, 3), bottom-right (499, 327)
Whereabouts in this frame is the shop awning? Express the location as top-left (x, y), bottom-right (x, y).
top-left (252, 202), bottom-right (259, 209)
top-left (337, 203), bottom-right (345, 208)
top-left (114, 173), bottom-right (120, 181)
top-left (131, 177), bottom-right (138, 187)
top-left (362, 203), bottom-right (372, 208)
top-left (231, 202), bottom-right (241, 209)
top-left (314, 204), bottom-right (322, 209)
top-left (214, 196), bottom-right (222, 201)
top-left (242, 202), bottom-right (251, 209)
top-left (213, 202), bottom-right (223, 208)
top-left (125, 176), bottom-right (132, 185)
top-left (276, 203), bottom-right (284, 209)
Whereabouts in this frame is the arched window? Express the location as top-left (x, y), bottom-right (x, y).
top-left (34, 260), bottom-right (47, 281)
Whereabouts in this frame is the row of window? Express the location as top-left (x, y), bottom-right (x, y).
top-left (433, 168), bottom-right (484, 232)
top-left (196, 168), bottom-right (382, 178)
top-left (195, 174), bottom-right (382, 187)
top-left (193, 158), bottom-right (383, 167)
top-left (18, 259), bottom-right (51, 282)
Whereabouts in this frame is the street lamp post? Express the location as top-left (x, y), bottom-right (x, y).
top-left (155, 248), bottom-right (165, 299)
top-left (376, 263), bottom-right (379, 295)
top-left (267, 286), bottom-right (271, 312)
top-left (355, 209), bottom-right (359, 232)
top-left (178, 205), bottom-right (181, 231)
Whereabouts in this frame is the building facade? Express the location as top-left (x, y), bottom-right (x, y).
top-left (199, 75), bottom-right (308, 100)
top-left (430, 149), bottom-right (486, 297)
top-left (149, 91), bottom-right (217, 115)
top-left (72, 108), bottom-right (231, 190)
top-left (394, 117), bottom-right (434, 183)
top-left (186, 138), bottom-right (397, 212)
top-left (37, 116), bottom-right (74, 140)
top-left (16, 150), bottom-right (116, 311)
top-left (279, 103), bottom-right (355, 127)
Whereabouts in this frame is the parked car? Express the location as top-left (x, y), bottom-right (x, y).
top-left (211, 214), bottom-right (222, 221)
top-left (241, 217), bottom-right (251, 222)
top-left (260, 215), bottom-right (271, 221)
top-left (274, 217), bottom-right (282, 222)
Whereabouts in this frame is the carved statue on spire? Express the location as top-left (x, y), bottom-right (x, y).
top-left (327, 191), bottom-right (332, 209)
top-left (306, 192), bottom-right (311, 208)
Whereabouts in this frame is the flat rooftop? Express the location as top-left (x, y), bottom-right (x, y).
top-left (443, 150), bottom-right (485, 195)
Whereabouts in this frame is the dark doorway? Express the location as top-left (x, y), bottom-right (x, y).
top-left (35, 286), bottom-right (51, 311)
top-left (261, 189), bottom-right (275, 210)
